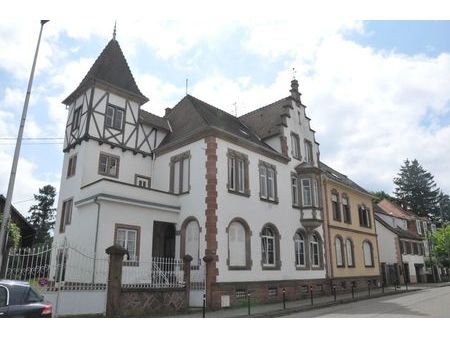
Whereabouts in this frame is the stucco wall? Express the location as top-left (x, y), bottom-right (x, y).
top-left (375, 220), bottom-right (399, 264)
top-left (324, 180), bottom-right (380, 279)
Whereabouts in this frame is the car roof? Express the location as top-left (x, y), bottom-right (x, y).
top-left (0, 279), bottom-right (30, 287)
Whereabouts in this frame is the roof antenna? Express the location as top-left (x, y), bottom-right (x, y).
top-left (233, 102), bottom-right (237, 117)
top-left (185, 78), bottom-right (188, 95)
top-left (113, 20), bottom-right (117, 40)
top-left (292, 67), bottom-right (296, 80)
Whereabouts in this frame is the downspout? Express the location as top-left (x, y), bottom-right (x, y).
top-left (92, 197), bottom-right (101, 284)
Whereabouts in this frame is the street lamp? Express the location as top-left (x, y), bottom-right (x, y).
top-left (0, 20), bottom-right (49, 274)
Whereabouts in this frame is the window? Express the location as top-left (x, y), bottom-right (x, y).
top-left (301, 179), bottom-right (312, 207)
top-left (98, 153), bottom-right (120, 178)
top-left (291, 133), bottom-right (301, 159)
top-left (304, 140), bottom-right (313, 163)
top-left (170, 152), bottom-right (190, 194)
top-left (235, 289), bottom-right (247, 299)
top-left (67, 154), bottom-right (77, 178)
top-left (342, 195), bottom-right (351, 224)
top-left (72, 106), bottom-right (82, 131)
top-left (115, 225), bottom-right (140, 265)
top-left (331, 191), bottom-right (341, 221)
top-left (416, 220), bottom-right (423, 235)
top-left (335, 236), bottom-right (344, 267)
top-left (259, 161), bottom-right (277, 202)
top-left (313, 179), bottom-right (319, 207)
top-left (294, 232), bottom-right (306, 267)
top-left (346, 239), bottom-right (354, 267)
top-left (59, 198), bottom-right (73, 233)
top-left (405, 241), bottom-right (412, 255)
top-left (261, 227), bottom-right (275, 266)
top-left (105, 104), bottom-right (124, 130)
top-left (310, 233), bottom-right (321, 268)
top-left (363, 241), bottom-right (374, 267)
top-left (268, 287), bottom-right (278, 297)
top-left (358, 205), bottom-right (371, 227)
top-left (135, 175), bottom-right (150, 189)
top-left (228, 221), bottom-right (247, 267)
top-left (227, 150), bottom-right (249, 195)
top-left (185, 220), bottom-right (200, 267)
top-left (412, 242), bottom-right (418, 255)
top-left (0, 286), bottom-right (8, 307)
top-left (291, 174), bottom-right (299, 206)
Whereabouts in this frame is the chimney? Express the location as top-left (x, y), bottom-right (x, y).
top-left (290, 79), bottom-right (301, 103)
top-left (164, 107), bottom-right (172, 117)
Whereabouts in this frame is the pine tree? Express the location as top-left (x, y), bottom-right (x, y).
top-left (28, 185), bottom-right (56, 245)
top-left (393, 159), bottom-right (440, 217)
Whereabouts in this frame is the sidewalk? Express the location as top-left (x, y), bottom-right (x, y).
top-left (170, 283), bottom-right (450, 318)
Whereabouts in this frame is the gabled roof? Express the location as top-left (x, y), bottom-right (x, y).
top-left (139, 109), bottom-right (170, 132)
top-left (377, 199), bottom-right (414, 220)
top-left (159, 95), bottom-right (281, 156)
top-left (238, 97), bottom-right (291, 139)
top-left (63, 39), bottom-right (148, 105)
top-left (319, 161), bottom-right (372, 196)
top-left (375, 214), bottom-right (423, 241)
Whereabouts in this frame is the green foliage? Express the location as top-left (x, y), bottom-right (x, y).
top-left (28, 185), bottom-right (56, 245)
top-left (393, 159), bottom-right (440, 217)
top-left (371, 191), bottom-right (398, 204)
top-left (431, 224), bottom-right (450, 268)
top-left (8, 222), bottom-right (21, 247)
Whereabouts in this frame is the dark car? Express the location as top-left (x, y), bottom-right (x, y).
top-left (0, 280), bottom-right (52, 318)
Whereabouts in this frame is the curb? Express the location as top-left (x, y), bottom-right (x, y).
top-left (234, 289), bottom-right (421, 318)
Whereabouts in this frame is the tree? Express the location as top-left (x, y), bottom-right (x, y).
top-left (371, 190), bottom-right (398, 204)
top-left (28, 185), bottom-right (56, 245)
top-left (431, 224), bottom-right (450, 269)
top-left (435, 191), bottom-right (450, 225)
top-left (0, 213), bottom-right (21, 248)
top-left (393, 159), bottom-right (440, 217)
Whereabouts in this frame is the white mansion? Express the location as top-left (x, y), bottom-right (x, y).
top-left (54, 36), bottom-right (358, 308)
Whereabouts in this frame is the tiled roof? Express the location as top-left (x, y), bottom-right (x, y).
top-left (375, 214), bottom-right (423, 240)
top-left (377, 199), bottom-right (413, 220)
top-left (63, 39), bottom-right (148, 105)
top-left (159, 95), bottom-right (279, 153)
top-left (319, 161), bottom-right (371, 196)
top-left (139, 109), bottom-right (170, 132)
top-left (238, 97), bottom-right (291, 139)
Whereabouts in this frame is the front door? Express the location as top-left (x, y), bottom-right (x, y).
top-left (403, 263), bottom-right (410, 283)
top-left (152, 221), bottom-right (176, 258)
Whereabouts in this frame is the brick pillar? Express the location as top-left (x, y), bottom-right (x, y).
top-left (105, 245), bottom-right (128, 317)
top-left (183, 254), bottom-right (192, 305)
top-left (204, 136), bottom-right (218, 308)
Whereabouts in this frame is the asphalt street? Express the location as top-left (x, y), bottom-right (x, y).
top-left (282, 286), bottom-right (450, 317)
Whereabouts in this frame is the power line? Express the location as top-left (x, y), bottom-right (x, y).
top-left (0, 137), bottom-right (64, 140)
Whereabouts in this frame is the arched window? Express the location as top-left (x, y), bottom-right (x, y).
top-left (310, 233), bottom-right (321, 268)
top-left (294, 231), bottom-right (306, 267)
top-left (262, 227), bottom-right (275, 266)
top-left (228, 221), bottom-right (246, 267)
top-left (363, 240), bottom-right (374, 267)
top-left (185, 219), bottom-right (200, 266)
top-left (335, 236), bottom-right (344, 267)
top-left (346, 239), bottom-right (354, 267)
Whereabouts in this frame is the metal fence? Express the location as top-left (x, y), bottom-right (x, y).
top-left (122, 256), bottom-right (185, 289)
top-left (3, 241), bottom-right (109, 291)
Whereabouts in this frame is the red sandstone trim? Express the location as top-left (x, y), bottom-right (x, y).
top-left (204, 136), bottom-right (218, 307)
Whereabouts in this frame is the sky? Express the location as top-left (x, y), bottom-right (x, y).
top-left (0, 1), bottom-right (450, 217)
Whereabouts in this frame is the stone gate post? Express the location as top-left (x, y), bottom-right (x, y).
top-left (183, 255), bottom-right (192, 305)
top-left (105, 245), bottom-right (128, 317)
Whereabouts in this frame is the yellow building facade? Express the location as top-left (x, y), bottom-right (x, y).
top-left (321, 163), bottom-right (381, 288)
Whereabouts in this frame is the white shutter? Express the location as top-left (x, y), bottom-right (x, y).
top-left (173, 161), bottom-right (180, 193)
top-left (182, 158), bottom-right (189, 192)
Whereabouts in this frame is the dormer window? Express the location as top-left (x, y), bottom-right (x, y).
top-left (106, 104), bottom-right (124, 131)
top-left (304, 140), bottom-right (313, 164)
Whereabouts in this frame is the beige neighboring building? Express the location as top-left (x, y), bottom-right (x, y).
top-left (321, 163), bottom-right (381, 289)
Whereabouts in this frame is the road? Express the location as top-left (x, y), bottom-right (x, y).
top-left (282, 286), bottom-right (450, 317)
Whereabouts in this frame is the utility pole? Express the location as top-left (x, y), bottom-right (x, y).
top-left (0, 20), bottom-right (49, 274)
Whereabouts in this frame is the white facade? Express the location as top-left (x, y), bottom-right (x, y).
top-left (53, 38), bottom-right (328, 302)
top-left (375, 219), bottom-right (398, 265)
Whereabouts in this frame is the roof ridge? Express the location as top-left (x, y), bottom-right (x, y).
top-left (239, 96), bottom-right (290, 118)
